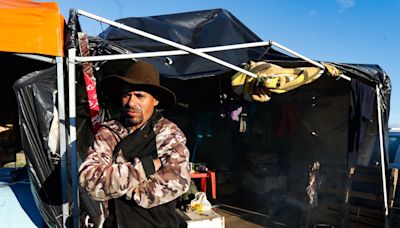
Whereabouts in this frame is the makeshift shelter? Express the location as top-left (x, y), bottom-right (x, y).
top-left (0, 2), bottom-right (395, 227)
top-left (69, 8), bottom-right (396, 227)
top-left (64, 8), bottom-right (394, 227)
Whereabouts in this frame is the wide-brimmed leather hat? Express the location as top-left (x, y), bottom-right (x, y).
top-left (101, 60), bottom-right (176, 109)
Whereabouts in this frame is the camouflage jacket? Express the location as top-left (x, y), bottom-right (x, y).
top-left (78, 116), bottom-right (190, 208)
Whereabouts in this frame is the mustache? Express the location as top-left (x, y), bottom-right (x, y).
top-left (123, 105), bottom-right (141, 112)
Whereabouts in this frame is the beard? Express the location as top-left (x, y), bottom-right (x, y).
top-left (122, 105), bottom-right (144, 127)
top-left (125, 115), bottom-right (143, 127)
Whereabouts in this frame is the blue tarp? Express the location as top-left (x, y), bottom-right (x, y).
top-left (0, 168), bottom-right (43, 228)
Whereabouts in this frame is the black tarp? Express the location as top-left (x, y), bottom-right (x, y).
top-left (0, 54), bottom-right (52, 165)
top-left (12, 65), bottom-right (99, 228)
top-left (9, 57), bottom-right (102, 227)
top-left (13, 66), bottom-right (63, 227)
top-left (95, 8), bottom-right (390, 117)
top-left (97, 8), bottom-right (294, 79)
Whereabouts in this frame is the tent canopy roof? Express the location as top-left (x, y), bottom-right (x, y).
top-left (97, 8), bottom-right (388, 86)
top-left (98, 8), bottom-right (294, 79)
top-left (0, 0), bottom-right (64, 57)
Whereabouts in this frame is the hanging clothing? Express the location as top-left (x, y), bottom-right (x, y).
top-left (348, 78), bottom-right (375, 167)
top-left (277, 103), bottom-right (298, 137)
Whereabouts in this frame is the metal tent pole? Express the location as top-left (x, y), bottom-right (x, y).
top-left (73, 39), bottom-right (330, 73)
top-left (68, 48), bottom-right (79, 228)
top-left (376, 85), bottom-right (389, 222)
top-left (74, 9), bottom-right (356, 85)
top-left (76, 9), bottom-right (258, 78)
top-left (56, 56), bottom-right (69, 227)
top-left (14, 53), bottom-right (57, 64)
top-left (269, 41), bottom-right (324, 69)
top-left (75, 9), bottom-right (346, 80)
top-left (74, 41), bottom-right (272, 62)
top-left (16, 53), bottom-right (68, 226)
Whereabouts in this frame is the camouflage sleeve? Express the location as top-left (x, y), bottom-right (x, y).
top-left (78, 126), bottom-right (149, 201)
top-left (130, 119), bottom-right (191, 208)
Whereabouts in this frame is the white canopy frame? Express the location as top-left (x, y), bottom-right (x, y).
top-left (63, 9), bottom-right (388, 227)
top-left (377, 84), bottom-right (390, 219)
top-left (56, 56), bottom-right (70, 228)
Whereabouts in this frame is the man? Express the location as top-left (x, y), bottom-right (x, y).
top-left (79, 60), bottom-right (190, 228)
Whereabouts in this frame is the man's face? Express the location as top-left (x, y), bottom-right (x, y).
top-left (121, 85), bottom-right (159, 129)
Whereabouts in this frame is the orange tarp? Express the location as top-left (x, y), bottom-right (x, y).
top-left (0, 0), bottom-right (65, 57)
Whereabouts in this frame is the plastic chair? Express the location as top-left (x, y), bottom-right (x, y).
top-left (190, 170), bottom-right (216, 199)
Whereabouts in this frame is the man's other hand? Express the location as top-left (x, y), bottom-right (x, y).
top-left (153, 158), bottom-right (161, 171)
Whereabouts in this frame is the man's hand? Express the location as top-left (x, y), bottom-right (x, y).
top-left (153, 158), bottom-right (161, 171)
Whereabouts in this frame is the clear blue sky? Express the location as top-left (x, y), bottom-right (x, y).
top-left (53, 0), bottom-right (400, 127)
